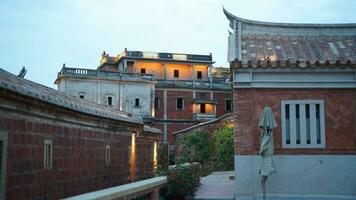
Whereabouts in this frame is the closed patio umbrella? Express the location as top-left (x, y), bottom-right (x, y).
top-left (257, 106), bottom-right (277, 200)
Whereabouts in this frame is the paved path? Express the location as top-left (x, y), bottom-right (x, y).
top-left (194, 171), bottom-right (234, 200)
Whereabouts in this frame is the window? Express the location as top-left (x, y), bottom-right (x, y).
top-left (107, 96), bottom-right (113, 106)
top-left (141, 68), bottom-right (146, 74)
top-left (44, 139), bottom-right (53, 169)
top-left (78, 92), bottom-right (85, 99)
top-left (105, 145), bottom-right (110, 166)
top-left (135, 98), bottom-right (140, 107)
top-left (176, 98), bottom-right (184, 110)
top-left (281, 100), bottom-right (325, 148)
top-left (174, 70), bottom-right (179, 78)
top-left (225, 99), bottom-right (232, 112)
top-left (197, 71), bottom-right (202, 79)
top-left (155, 97), bottom-right (160, 110)
top-left (199, 92), bottom-right (206, 99)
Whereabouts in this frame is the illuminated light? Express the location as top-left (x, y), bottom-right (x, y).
top-left (153, 141), bottom-right (158, 170)
top-left (129, 132), bottom-right (136, 182)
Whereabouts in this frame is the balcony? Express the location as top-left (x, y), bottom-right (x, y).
top-left (155, 80), bottom-right (231, 90)
top-left (193, 113), bottom-right (216, 121)
top-left (56, 67), bottom-right (155, 82)
top-left (125, 50), bottom-right (213, 63)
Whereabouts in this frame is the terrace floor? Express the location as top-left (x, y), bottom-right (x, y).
top-left (194, 171), bottom-right (234, 200)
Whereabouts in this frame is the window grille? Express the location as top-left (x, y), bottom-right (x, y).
top-left (281, 100), bottom-right (325, 148)
top-left (105, 145), bottom-right (110, 166)
top-left (44, 139), bottom-right (53, 169)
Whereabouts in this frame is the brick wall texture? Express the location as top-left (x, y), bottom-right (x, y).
top-left (234, 88), bottom-right (356, 155)
top-left (0, 90), bottom-right (160, 200)
top-left (154, 89), bottom-right (232, 144)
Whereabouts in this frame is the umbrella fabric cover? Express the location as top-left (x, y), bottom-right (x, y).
top-left (258, 107), bottom-right (277, 176)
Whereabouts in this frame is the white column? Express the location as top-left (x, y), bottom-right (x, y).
top-left (119, 84), bottom-right (123, 111)
top-left (97, 80), bottom-right (101, 104)
top-left (134, 61), bottom-right (137, 73)
top-left (209, 65), bottom-right (213, 88)
top-left (163, 63), bottom-right (167, 80)
top-left (124, 60), bottom-right (127, 72)
top-left (163, 89), bottom-right (168, 142)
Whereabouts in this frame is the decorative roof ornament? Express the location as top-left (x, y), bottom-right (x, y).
top-left (17, 66), bottom-right (27, 78)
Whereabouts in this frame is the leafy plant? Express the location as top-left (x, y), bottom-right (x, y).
top-left (213, 124), bottom-right (234, 170)
top-left (178, 131), bottom-right (212, 168)
top-left (166, 164), bottom-right (200, 199)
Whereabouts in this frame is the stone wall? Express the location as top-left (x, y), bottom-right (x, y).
top-left (0, 89), bottom-right (161, 199)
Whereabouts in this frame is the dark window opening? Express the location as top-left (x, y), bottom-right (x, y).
top-left (200, 104), bottom-right (206, 113)
top-left (174, 70), bottom-right (179, 78)
top-left (285, 104), bottom-right (290, 119)
top-left (176, 98), bottom-right (183, 110)
top-left (225, 100), bottom-right (232, 112)
top-left (155, 97), bottom-right (159, 109)
top-left (107, 96), bottom-right (112, 106)
top-left (79, 95), bottom-right (84, 99)
top-left (197, 71), bottom-right (202, 79)
top-left (135, 98), bottom-right (140, 107)
top-left (140, 68), bottom-right (146, 74)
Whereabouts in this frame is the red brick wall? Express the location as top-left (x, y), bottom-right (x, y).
top-left (167, 91), bottom-right (193, 120)
top-left (234, 88), bottom-right (356, 155)
top-left (0, 92), bottom-right (160, 199)
top-left (215, 92), bottom-right (232, 117)
top-left (154, 90), bottom-right (164, 119)
top-left (167, 123), bottom-right (196, 143)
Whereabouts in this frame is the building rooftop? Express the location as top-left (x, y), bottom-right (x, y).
top-left (0, 68), bottom-right (143, 124)
top-left (55, 66), bottom-right (155, 84)
top-left (100, 49), bottom-right (214, 67)
top-left (224, 8), bottom-right (356, 66)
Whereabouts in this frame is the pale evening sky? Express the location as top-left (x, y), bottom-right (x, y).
top-left (1, 0), bottom-right (356, 88)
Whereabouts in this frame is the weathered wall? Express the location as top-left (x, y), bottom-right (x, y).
top-left (233, 88), bottom-right (356, 155)
top-left (0, 90), bottom-right (160, 200)
top-left (59, 78), bottom-right (154, 118)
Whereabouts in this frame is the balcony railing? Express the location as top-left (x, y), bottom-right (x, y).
top-left (125, 50), bottom-right (213, 62)
top-left (193, 113), bottom-right (216, 121)
top-left (155, 79), bottom-right (231, 90)
top-left (58, 67), bottom-right (155, 81)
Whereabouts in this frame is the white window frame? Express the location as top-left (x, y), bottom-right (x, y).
top-left (176, 98), bottom-right (184, 110)
top-left (134, 97), bottom-right (140, 108)
top-left (225, 99), bottom-right (232, 112)
top-left (105, 145), bottom-right (110, 166)
top-left (44, 139), bottom-right (53, 169)
top-left (106, 95), bottom-right (113, 106)
top-left (281, 100), bottom-right (325, 148)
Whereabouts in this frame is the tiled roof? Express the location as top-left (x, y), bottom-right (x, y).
top-left (0, 68), bottom-right (143, 124)
top-left (240, 34), bottom-right (356, 64)
top-left (224, 8), bottom-right (356, 66)
top-left (143, 125), bottom-right (162, 134)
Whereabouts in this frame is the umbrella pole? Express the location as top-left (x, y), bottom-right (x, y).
top-left (261, 175), bottom-right (267, 200)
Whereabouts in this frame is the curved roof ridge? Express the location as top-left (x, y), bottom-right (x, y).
top-left (223, 7), bottom-right (356, 28)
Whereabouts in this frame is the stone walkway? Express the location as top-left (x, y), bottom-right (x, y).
top-left (194, 171), bottom-right (234, 200)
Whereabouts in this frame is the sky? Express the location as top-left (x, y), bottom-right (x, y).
top-left (1, 0), bottom-right (356, 88)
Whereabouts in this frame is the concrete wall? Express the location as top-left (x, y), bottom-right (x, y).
top-left (60, 78), bottom-right (154, 118)
top-left (235, 155), bottom-right (356, 199)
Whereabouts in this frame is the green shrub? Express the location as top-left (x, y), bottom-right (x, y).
top-left (178, 131), bottom-right (212, 168)
top-left (213, 124), bottom-right (234, 170)
top-left (166, 164), bottom-right (201, 199)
